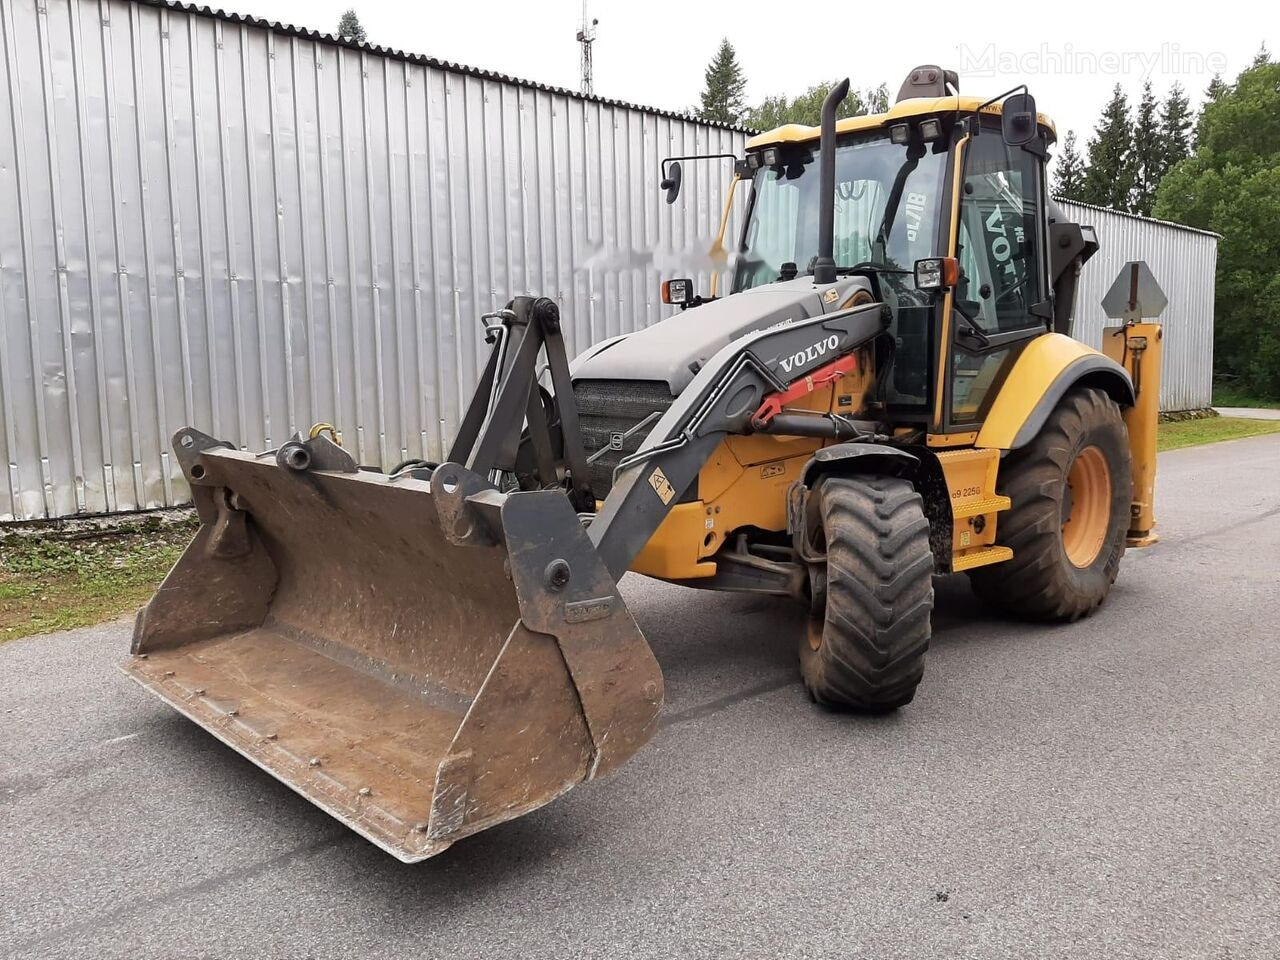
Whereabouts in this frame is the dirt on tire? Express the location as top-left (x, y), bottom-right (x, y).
top-left (799, 475), bottom-right (933, 712)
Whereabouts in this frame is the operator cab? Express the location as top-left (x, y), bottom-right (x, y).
top-left (664, 68), bottom-right (1057, 442)
top-left (738, 84), bottom-right (1053, 438)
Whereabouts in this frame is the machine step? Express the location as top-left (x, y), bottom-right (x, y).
top-left (951, 545), bottom-right (1013, 572)
top-left (951, 495), bottom-right (1011, 519)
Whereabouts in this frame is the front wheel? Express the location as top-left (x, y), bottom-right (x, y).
top-left (799, 476), bottom-right (934, 712)
top-left (969, 387), bottom-right (1132, 621)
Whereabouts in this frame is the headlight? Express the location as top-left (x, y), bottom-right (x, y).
top-left (913, 257), bottom-right (958, 291)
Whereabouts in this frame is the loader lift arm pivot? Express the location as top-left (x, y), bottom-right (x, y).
top-left (447, 296), bottom-right (595, 510)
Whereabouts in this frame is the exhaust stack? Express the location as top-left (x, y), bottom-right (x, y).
top-left (813, 78), bottom-right (850, 286)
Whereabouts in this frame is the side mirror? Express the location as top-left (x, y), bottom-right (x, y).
top-left (660, 160), bottom-right (682, 205)
top-left (1001, 92), bottom-right (1037, 146)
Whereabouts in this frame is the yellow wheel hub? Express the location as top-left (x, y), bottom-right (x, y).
top-left (1061, 445), bottom-right (1111, 568)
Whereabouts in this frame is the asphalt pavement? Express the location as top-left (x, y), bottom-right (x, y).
top-left (3, 434), bottom-right (1278, 960)
top-left (1214, 406), bottom-right (1280, 420)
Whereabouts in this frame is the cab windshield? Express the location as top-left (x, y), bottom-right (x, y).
top-left (732, 130), bottom-right (953, 408)
top-left (732, 132), bottom-right (950, 292)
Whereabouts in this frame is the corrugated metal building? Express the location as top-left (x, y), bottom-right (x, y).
top-left (0, 0), bottom-right (1218, 521)
top-left (0, 0), bottom-right (747, 520)
top-left (1056, 199), bottom-right (1218, 413)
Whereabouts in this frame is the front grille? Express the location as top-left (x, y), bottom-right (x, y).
top-left (572, 379), bottom-right (677, 499)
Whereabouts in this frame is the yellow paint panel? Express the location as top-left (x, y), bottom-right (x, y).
top-left (1104, 322), bottom-right (1162, 542)
top-left (630, 357), bottom-right (873, 581)
top-left (936, 447), bottom-right (1006, 563)
top-left (926, 432), bottom-right (978, 448)
top-left (630, 502), bottom-right (716, 580)
top-left (745, 96), bottom-right (1056, 150)
top-left (630, 445), bottom-right (814, 580)
top-left (934, 132), bottom-right (969, 427)
top-left (975, 334), bottom-right (1106, 450)
top-left (708, 176), bottom-right (740, 298)
top-left (952, 545), bottom-right (1013, 572)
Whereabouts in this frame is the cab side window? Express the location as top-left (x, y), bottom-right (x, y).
top-left (949, 130), bottom-right (1047, 425)
top-left (955, 133), bottom-right (1044, 333)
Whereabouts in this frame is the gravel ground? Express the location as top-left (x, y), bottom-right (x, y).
top-left (2, 434), bottom-right (1278, 960)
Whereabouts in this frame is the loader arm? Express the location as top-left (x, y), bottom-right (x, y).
top-left (433, 294), bottom-right (886, 581)
top-left (586, 302), bottom-right (887, 580)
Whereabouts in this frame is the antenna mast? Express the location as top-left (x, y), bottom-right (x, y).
top-left (576, 2), bottom-right (598, 95)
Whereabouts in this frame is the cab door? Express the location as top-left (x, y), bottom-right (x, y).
top-left (943, 126), bottom-right (1052, 430)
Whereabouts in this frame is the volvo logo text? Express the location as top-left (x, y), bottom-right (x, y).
top-left (778, 334), bottom-right (840, 374)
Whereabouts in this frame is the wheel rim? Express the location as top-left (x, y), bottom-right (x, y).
top-left (1061, 444), bottom-right (1112, 568)
top-left (807, 615), bottom-right (824, 652)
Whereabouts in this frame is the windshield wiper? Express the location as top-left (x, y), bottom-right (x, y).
top-left (871, 143), bottom-right (925, 264)
top-left (954, 299), bottom-right (992, 346)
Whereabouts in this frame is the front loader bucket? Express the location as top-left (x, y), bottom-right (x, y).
top-left (123, 430), bottom-right (662, 862)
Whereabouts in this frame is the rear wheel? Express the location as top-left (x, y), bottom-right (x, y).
top-left (799, 476), bottom-right (934, 712)
top-left (969, 387), bottom-right (1131, 621)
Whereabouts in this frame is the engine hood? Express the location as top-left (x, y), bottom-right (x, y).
top-left (570, 276), bottom-right (872, 395)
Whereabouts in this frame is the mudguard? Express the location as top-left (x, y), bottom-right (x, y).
top-left (975, 333), bottom-right (1134, 451)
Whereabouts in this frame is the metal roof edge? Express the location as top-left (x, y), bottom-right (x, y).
top-left (128, 0), bottom-right (756, 134)
top-left (1054, 196), bottom-right (1222, 241)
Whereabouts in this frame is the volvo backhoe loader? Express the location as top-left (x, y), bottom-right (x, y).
top-left (124, 66), bottom-right (1164, 862)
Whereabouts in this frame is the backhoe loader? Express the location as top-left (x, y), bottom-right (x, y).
top-left (124, 66), bottom-right (1163, 862)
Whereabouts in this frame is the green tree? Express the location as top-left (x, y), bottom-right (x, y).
top-left (1199, 73), bottom-right (1228, 145)
top-left (336, 9), bottom-right (366, 43)
top-left (1052, 130), bottom-right (1087, 200)
top-left (698, 39), bottom-right (747, 125)
top-left (1081, 85), bottom-right (1135, 210)
top-left (744, 81), bottom-right (890, 130)
top-left (865, 83), bottom-right (890, 114)
top-left (1130, 81), bottom-right (1163, 215)
top-left (1159, 82), bottom-right (1194, 169)
top-left (1154, 53), bottom-right (1280, 397)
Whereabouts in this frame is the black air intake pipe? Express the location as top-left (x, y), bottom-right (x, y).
top-left (813, 78), bottom-right (850, 286)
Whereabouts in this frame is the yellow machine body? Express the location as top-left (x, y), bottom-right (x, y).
top-left (629, 323), bottom-right (1161, 581)
top-left (1103, 322), bottom-right (1163, 545)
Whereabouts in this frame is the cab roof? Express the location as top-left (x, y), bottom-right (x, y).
top-left (744, 95), bottom-right (1057, 150)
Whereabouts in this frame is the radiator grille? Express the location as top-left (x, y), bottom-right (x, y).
top-left (572, 380), bottom-right (677, 499)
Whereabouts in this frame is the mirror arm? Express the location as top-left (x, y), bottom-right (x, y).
top-left (975, 83), bottom-right (1028, 112)
top-left (660, 154), bottom-right (738, 180)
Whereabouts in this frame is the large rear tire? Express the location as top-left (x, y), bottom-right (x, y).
top-left (969, 387), bottom-right (1131, 621)
top-left (799, 476), bottom-right (934, 712)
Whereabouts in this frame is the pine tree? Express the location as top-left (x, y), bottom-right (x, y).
top-left (1081, 84), bottom-right (1135, 210)
top-left (698, 39), bottom-right (747, 126)
top-left (1160, 83), bottom-right (1194, 170)
top-left (1131, 81), bottom-right (1163, 215)
top-left (336, 9), bottom-right (366, 44)
top-left (1199, 74), bottom-right (1229, 146)
top-left (1052, 130), bottom-right (1086, 200)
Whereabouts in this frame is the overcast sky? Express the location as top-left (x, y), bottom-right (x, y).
top-left (229, 0), bottom-right (1271, 156)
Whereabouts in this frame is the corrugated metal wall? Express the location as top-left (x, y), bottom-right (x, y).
top-left (1058, 199), bottom-right (1218, 413)
top-left (0, 0), bottom-right (1219, 521)
top-left (0, 0), bottom-right (746, 520)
